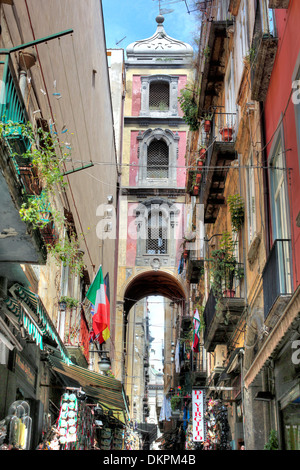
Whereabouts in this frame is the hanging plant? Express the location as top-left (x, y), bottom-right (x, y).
top-left (59, 296), bottom-right (79, 309)
top-left (210, 232), bottom-right (243, 303)
top-left (178, 85), bottom-right (200, 131)
top-left (170, 395), bottom-right (181, 412)
top-left (49, 232), bottom-right (85, 277)
top-left (227, 194), bottom-right (245, 232)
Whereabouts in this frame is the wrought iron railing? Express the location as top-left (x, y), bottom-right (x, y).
top-left (209, 111), bottom-right (237, 144)
top-left (199, 110), bottom-right (236, 202)
top-left (262, 239), bottom-right (292, 319)
top-left (0, 55), bottom-right (30, 158)
top-left (203, 263), bottom-right (244, 341)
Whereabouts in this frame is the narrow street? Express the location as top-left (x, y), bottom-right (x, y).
top-left (0, 0), bottom-right (299, 455)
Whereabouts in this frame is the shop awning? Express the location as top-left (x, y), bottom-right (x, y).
top-left (48, 355), bottom-right (129, 423)
top-left (4, 284), bottom-right (71, 364)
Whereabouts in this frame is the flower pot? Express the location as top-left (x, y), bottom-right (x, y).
top-left (220, 127), bottom-right (233, 142)
top-left (183, 249), bottom-right (188, 259)
top-left (196, 173), bottom-right (202, 184)
top-left (204, 120), bottom-right (211, 133)
top-left (193, 185), bottom-right (199, 196)
top-left (199, 148), bottom-right (206, 159)
top-left (197, 159), bottom-right (204, 168)
top-left (223, 289), bottom-right (235, 298)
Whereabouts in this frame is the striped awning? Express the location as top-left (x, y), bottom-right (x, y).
top-left (4, 284), bottom-right (71, 365)
top-left (48, 355), bottom-right (128, 423)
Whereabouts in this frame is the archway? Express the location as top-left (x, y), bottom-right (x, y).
top-left (120, 270), bottom-right (187, 438)
top-left (123, 269), bottom-right (187, 315)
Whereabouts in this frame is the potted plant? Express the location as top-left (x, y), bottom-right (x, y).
top-left (170, 395), bottom-right (181, 412)
top-left (195, 172), bottom-right (201, 185)
top-left (220, 126), bottom-right (234, 142)
top-left (264, 430), bottom-right (279, 450)
top-left (202, 113), bottom-right (213, 133)
top-left (193, 184), bottom-right (199, 196)
top-left (210, 232), bottom-right (242, 300)
top-left (227, 194), bottom-right (245, 232)
top-left (199, 145), bottom-right (206, 160)
top-left (178, 84), bottom-right (201, 132)
top-left (59, 296), bottom-right (79, 309)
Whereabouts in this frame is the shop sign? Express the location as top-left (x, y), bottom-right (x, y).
top-left (192, 389), bottom-right (205, 442)
top-left (15, 353), bottom-right (36, 389)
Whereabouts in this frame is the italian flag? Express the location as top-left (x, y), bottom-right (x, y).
top-left (86, 266), bottom-right (110, 344)
top-left (192, 308), bottom-right (201, 353)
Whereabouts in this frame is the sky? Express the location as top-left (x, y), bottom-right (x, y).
top-left (102, 0), bottom-right (199, 55)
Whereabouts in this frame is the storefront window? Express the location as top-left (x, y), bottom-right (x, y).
top-left (282, 402), bottom-right (300, 450)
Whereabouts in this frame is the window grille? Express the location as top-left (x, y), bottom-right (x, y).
top-left (149, 81), bottom-right (170, 111)
top-left (146, 212), bottom-right (168, 255)
top-left (147, 139), bottom-right (169, 179)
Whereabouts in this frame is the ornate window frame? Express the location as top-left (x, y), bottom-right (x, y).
top-left (137, 128), bottom-right (179, 187)
top-left (134, 198), bottom-right (179, 268)
top-left (140, 75), bottom-right (179, 117)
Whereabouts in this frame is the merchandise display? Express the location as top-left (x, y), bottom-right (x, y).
top-left (0, 400), bottom-right (32, 450)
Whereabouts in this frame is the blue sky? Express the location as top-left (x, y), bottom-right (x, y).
top-left (102, 0), bottom-right (198, 55)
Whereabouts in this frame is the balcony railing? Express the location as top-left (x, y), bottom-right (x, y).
top-left (198, 20), bottom-right (234, 111)
top-left (203, 264), bottom-right (245, 351)
top-left (269, 0), bottom-right (290, 7)
top-left (250, 4), bottom-right (278, 101)
top-left (199, 111), bottom-right (237, 223)
top-left (262, 239), bottom-right (292, 320)
top-left (208, 111), bottom-right (237, 144)
top-left (0, 55), bottom-right (30, 155)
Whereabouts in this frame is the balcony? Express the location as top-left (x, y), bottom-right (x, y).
top-left (262, 239), bottom-right (293, 326)
top-left (268, 0), bottom-right (290, 8)
top-left (0, 55), bottom-right (46, 276)
top-left (199, 111), bottom-right (237, 224)
top-left (203, 265), bottom-right (245, 352)
top-left (64, 307), bottom-right (90, 367)
top-left (198, 20), bottom-right (234, 112)
top-left (250, 6), bottom-right (278, 102)
top-left (190, 345), bottom-right (207, 387)
top-left (186, 249), bottom-right (204, 283)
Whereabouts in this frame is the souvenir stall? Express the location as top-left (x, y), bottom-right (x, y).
top-left (0, 400), bottom-right (32, 450)
top-left (93, 405), bottom-right (125, 451)
top-left (55, 390), bottom-right (95, 450)
top-left (203, 399), bottom-right (231, 450)
top-left (124, 422), bottom-right (140, 450)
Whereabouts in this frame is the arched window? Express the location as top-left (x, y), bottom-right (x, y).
top-left (149, 81), bottom-right (170, 111)
top-left (147, 139), bottom-right (169, 179)
top-left (146, 211), bottom-right (168, 255)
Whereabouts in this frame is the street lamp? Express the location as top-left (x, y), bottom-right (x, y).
top-left (89, 348), bottom-right (111, 375)
top-left (98, 351), bottom-right (111, 374)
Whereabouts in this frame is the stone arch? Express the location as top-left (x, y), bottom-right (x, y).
top-left (120, 268), bottom-right (187, 315)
